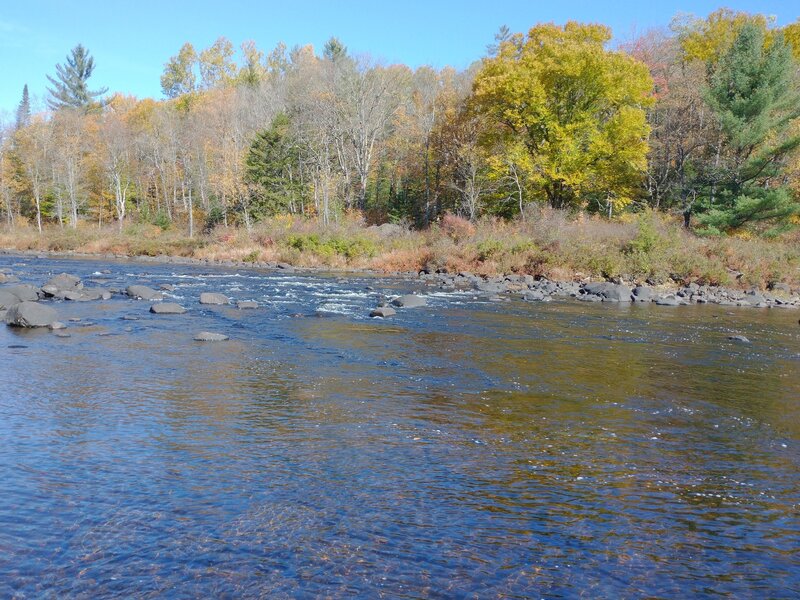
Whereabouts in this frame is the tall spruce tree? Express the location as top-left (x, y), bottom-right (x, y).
top-left (697, 23), bottom-right (800, 232)
top-left (46, 44), bottom-right (108, 111)
top-left (15, 85), bottom-right (31, 129)
top-left (245, 113), bottom-right (304, 217)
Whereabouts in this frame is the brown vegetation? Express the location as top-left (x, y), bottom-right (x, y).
top-left (3, 210), bottom-right (797, 289)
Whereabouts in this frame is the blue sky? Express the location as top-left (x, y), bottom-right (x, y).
top-left (1, 0), bottom-right (797, 116)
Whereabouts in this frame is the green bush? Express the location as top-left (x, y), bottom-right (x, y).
top-left (476, 239), bottom-right (504, 261)
top-left (285, 234), bottom-right (377, 260)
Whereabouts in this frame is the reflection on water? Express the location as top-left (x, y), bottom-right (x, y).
top-left (1, 256), bottom-right (799, 597)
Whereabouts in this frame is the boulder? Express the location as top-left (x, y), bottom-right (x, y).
top-left (199, 292), bottom-right (229, 305)
top-left (476, 280), bottom-right (508, 294)
top-left (632, 286), bottom-right (655, 302)
top-left (370, 307), bottom-right (396, 318)
top-left (44, 273), bottom-right (81, 292)
top-left (391, 294), bottom-right (427, 308)
top-left (237, 300), bottom-right (259, 309)
top-left (728, 335), bottom-right (751, 344)
top-left (193, 331), bottom-right (229, 342)
top-left (655, 295), bottom-right (681, 306)
top-left (126, 285), bottom-right (163, 301)
top-left (150, 302), bottom-right (187, 314)
top-left (523, 290), bottom-right (552, 302)
top-left (0, 273), bottom-right (20, 284)
top-left (3, 284), bottom-right (40, 302)
top-left (159, 283), bottom-right (175, 291)
top-left (768, 282), bottom-right (792, 295)
top-left (582, 282), bottom-right (632, 302)
top-left (5, 301), bottom-right (58, 328)
top-left (63, 288), bottom-right (110, 302)
top-left (49, 321), bottom-right (66, 330)
top-left (0, 290), bottom-right (20, 310)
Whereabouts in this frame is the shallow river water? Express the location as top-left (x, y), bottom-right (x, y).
top-left (1, 256), bottom-right (799, 598)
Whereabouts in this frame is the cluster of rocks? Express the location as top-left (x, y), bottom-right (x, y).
top-left (416, 270), bottom-right (800, 309)
top-left (1, 269), bottom-right (254, 341)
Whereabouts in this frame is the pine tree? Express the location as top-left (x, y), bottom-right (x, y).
top-left (245, 113), bottom-right (304, 217)
top-left (15, 85), bottom-right (30, 129)
top-left (697, 24), bottom-right (800, 232)
top-left (46, 44), bottom-right (108, 111)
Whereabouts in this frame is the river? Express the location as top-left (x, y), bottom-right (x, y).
top-left (1, 255), bottom-right (798, 598)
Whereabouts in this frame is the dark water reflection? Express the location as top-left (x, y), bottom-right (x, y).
top-left (1, 256), bottom-right (799, 598)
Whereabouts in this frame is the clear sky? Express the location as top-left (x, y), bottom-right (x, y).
top-left (1, 0), bottom-right (797, 116)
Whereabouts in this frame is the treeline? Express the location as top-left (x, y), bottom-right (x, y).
top-left (1, 8), bottom-right (799, 237)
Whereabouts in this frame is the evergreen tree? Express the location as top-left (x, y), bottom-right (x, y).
top-left (15, 85), bottom-right (31, 129)
top-left (697, 24), bottom-right (800, 232)
top-left (46, 44), bottom-right (108, 111)
top-left (323, 37), bottom-right (347, 62)
top-left (245, 113), bottom-right (304, 217)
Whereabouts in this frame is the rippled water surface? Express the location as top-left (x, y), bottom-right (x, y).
top-left (1, 256), bottom-right (799, 598)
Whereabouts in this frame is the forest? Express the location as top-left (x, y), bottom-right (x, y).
top-left (1, 9), bottom-right (800, 285)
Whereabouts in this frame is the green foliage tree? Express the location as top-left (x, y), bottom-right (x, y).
top-left (696, 23), bottom-right (800, 232)
top-left (245, 113), bottom-right (304, 217)
top-left (161, 42), bottom-right (197, 98)
top-left (46, 44), bottom-right (107, 111)
top-left (471, 22), bottom-right (654, 212)
top-left (199, 37), bottom-right (237, 90)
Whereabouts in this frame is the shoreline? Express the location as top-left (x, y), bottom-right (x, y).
top-left (2, 247), bottom-right (798, 311)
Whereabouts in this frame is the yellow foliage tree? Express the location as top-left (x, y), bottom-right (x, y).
top-left (472, 22), bottom-right (653, 212)
top-left (675, 8), bottom-right (774, 63)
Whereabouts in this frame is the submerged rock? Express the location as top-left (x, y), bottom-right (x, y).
top-left (391, 294), bottom-right (427, 308)
top-left (199, 292), bottom-right (229, 305)
top-left (49, 321), bottom-right (66, 330)
top-left (237, 300), bottom-right (259, 309)
top-left (728, 335), bottom-right (751, 344)
top-left (150, 302), bottom-right (187, 314)
top-left (193, 331), bottom-right (229, 342)
top-left (126, 285), bottom-right (163, 301)
top-left (5, 301), bottom-right (58, 328)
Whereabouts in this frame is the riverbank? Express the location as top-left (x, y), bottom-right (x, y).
top-left (2, 248), bottom-right (798, 313)
top-left (2, 211), bottom-right (799, 292)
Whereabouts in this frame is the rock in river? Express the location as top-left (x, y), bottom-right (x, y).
top-left (728, 335), bottom-right (751, 344)
top-left (370, 307), bottom-right (396, 318)
top-left (391, 294), bottom-right (427, 308)
top-left (5, 301), bottom-right (58, 328)
top-left (193, 331), bottom-right (229, 342)
top-left (150, 302), bottom-right (187, 314)
top-left (237, 300), bottom-right (259, 309)
top-left (3, 284), bottom-right (40, 302)
top-left (126, 285), bottom-right (163, 301)
top-left (43, 273), bottom-right (82, 295)
top-left (199, 292), bottom-right (229, 305)
top-left (0, 290), bottom-right (20, 310)
top-left (582, 282), bottom-right (633, 302)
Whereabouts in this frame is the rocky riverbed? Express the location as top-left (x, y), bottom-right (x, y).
top-left (2, 250), bottom-right (798, 336)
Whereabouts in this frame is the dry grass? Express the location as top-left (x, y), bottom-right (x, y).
top-left (1, 210), bottom-right (798, 289)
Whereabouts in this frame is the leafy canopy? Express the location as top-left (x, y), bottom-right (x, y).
top-left (472, 22), bottom-right (654, 210)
